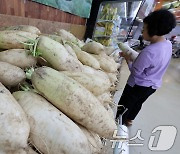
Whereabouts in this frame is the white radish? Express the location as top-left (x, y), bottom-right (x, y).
top-left (104, 46), bottom-right (115, 55)
top-left (64, 43), bottom-right (78, 59)
top-left (36, 36), bottom-right (83, 71)
top-left (97, 92), bottom-right (113, 106)
top-left (82, 65), bottom-right (111, 84)
top-left (106, 72), bottom-right (118, 84)
top-left (82, 41), bottom-right (104, 55)
top-left (70, 43), bottom-right (101, 69)
top-left (0, 25), bottom-right (41, 35)
top-left (0, 61), bottom-right (26, 87)
top-left (0, 83), bottom-right (30, 152)
top-left (31, 67), bottom-right (117, 138)
top-left (13, 91), bottom-right (91, 154)
top-left (62, 71), bottom-right (111, 96)
top-left (92, 54), bottom-right (118, 73)
top-left (104, 104), bottom-right (115, 119)
top-left (45, 34), bottom-right (63, 44)
top-left (118, 42), bottom-right (139, 61)
top-left (56, 29), bottom-right (84, 47)
top-left (0, 49), bottom-right (37, 69)
top-left (0, 30), bottom-right (38, 49)
top-left (78, 125), bottom-right (103, 154)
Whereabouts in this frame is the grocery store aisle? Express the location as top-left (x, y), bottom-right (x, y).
top-left (102, 58), bottom-right (179, 154)
top-left (128, 58), bottom-right (180, 154)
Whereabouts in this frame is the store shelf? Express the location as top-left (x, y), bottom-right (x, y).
top-left (97, 20), bottom-right (116, 24)
top-left (94, 35), bottom-right (114, 38)
top-left (92, 0), bottom-right (144, 46)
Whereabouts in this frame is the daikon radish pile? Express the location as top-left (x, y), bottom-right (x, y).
top-left (13, 91), bottom-right (91, 154)
top-left (92, 54), bottom-right (118, 73)
top-left (82, 41), bottom-right (104, 55)
top-left (69, 43), bottom-right (101, 69)
top-left (104, 46), bottom-right (115, 55)
top-left (44, 34), bottom-right (63, 44)
top-left (106, 72), bottom-right (118, 84)
top-left (97, 92), bottom-right (113, 106)
top-left (104, 104), bottom-right (115, 119)
top-left (0, 25), bottom-right (41, 35)
top-left (0, 30), bottom-right (38, 49)
top-left (0, 26), bottom-right (122, 152)
top-left (0, 83), bottom-right (30, 152)
top-left (0, 49), bottom-right (37, 68)
top-left (118, 42), bottom-right (139, 61)
top-left (56, 29), bottom-right (85, 47)
top-left (82, 65), bottom-right (111, 83)
top-left (31, 67), bottom-right (117, 138)
top-left (56, 29), bottom-right (77, 42)
top-left (63, 43), bottom-right (78, 59)
top-left (61, 71), bottom-right (111, 96)
top-left (78, 125), bottom-right (103, 154)
top-left (110, 50), bottom-right (121, 62)
top-left (37, 57), bottom-right (52, 67)
top-left (36, 36), bottom-right (84, 71)
top-left (0, 61), bottom-right (26, 87)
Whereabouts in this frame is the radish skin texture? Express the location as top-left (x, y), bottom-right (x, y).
top-left (104, 46), bottom-right (115, 55)
top-left (56, 29), bottom-right (85, 47)
top-left (104, 104), bottom-right (115, 119)
top-left (13, 91), bottom-right (91, 154)
top-left (0, 61), bottom-right (26, 87)
top-left (0, 49), bottom-right (37, 68)
top-left (78, 125), bottom-right (103, 154)
top-left (0, 149), bottom-right (27, 154)
top-left (0, 30), bottom-right (38, 49)
top-left (26, 146), bottom-right (38, 154)
top-left (0, 83), bottom-right (30, 152)
top-left (82, 41), bottom-right (104, 55)
top-left (92, 54), bottom-right (118, 73)
top-left (0, 25), bottom-right (41, 35)
top-left (61, 71), bottom-right (111, 96)
top-left (64, 43), bottom-right (78, 59)
top-left (106, 72), bottom-right (118, 84)
top-left (97, 92), bottom-right (113, 105)
top-left (56, 29), bottom-right (77, 42)
top-left (31, 67), bottom-right (117, 138)
top-left (45, 34), bottom-right (63, 44)
top-left (82, 65), bottom-right (111, 84)
top-left (70, 44), bottom-right (101, 69)
top-left (36, 36), bottom-right (83, 71)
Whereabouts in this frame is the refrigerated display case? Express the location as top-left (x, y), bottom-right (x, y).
top-left (92, 0), bottom-right (145, 46)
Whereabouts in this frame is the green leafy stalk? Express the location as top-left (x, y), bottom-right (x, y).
top-left (31, 37), bottom-right (41, 57)
top-left (25, 67), bottom-right (35, 80)
top-left (16, 34), bottom-right (41, 57)
top-left (19, 84), bottom-right (31, 92)
top-left (19, 82), bottom-right (39, 94)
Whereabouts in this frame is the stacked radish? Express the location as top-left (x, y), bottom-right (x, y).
top-left (0, 26), bottom-right (121, 154)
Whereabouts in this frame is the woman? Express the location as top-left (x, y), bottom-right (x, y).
top-left (116, 9), bottom-right (176, 126)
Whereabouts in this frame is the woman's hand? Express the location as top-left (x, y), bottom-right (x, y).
top-left (119, 52), bottom-right (133, 62)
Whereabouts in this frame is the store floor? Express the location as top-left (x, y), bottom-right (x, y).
top-left (102, 58), bottom-right (179, 154)
top-left (113, 58), bottom-right (180, 154)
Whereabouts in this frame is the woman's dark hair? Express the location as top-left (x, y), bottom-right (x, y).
top-left (143, 9), bottom-right (176, 37)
